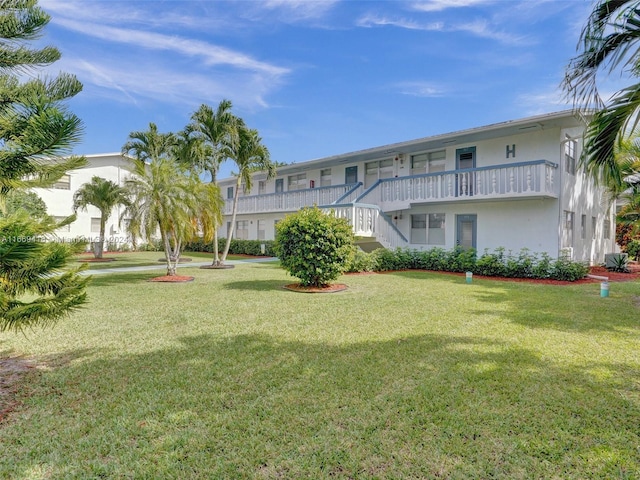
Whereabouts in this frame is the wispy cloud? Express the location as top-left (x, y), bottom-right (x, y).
top-left (411, 0), bottom-right (496, 12)
top-left (394, 81), bottom-right (447, 98)
top-left (357, 14), bottom-right (443, 31)
top-left (356, 13), bottom-right (528, 45)
top-left (261, 0), bottom-right (340, 21)
top-left (54, 17), bottom-right (289, 77)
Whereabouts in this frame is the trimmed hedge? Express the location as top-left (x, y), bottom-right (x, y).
top-left (345, 246), bottom-right (589, 282)
top-left (183, 238), bottom-right (276, 256)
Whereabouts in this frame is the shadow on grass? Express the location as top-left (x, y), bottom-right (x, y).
top-left (88, 272), bottom-right (164, 287)
top-left (1, 332), bottom-right (638, 479)
top-left (223, 279), bottom-right (289, 291)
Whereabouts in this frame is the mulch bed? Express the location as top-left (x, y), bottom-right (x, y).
top-left (284, 283), bottom-right (348, 293)
top-left (148, 275), bottom-right (195, 283)
top-left (348, 264), bottom-right (640, 285)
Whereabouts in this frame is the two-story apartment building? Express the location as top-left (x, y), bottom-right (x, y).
top-left (218, 110), bottom-right (616, 264)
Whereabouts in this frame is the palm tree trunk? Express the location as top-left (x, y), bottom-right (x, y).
top-left (211, 228), bottom-right (220, 266)
top-left (96, 216), bottom-right (106, 259)
top-left (220, 177), bottom-right (241, 263)
top-left (161, 229), bottom-right (176, 276)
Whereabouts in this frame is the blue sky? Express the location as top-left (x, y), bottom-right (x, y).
top-left (39, 0), bottom-right (595, 179)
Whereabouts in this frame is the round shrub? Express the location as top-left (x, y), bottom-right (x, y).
top-left (274, 206), bottom-right (355, 287)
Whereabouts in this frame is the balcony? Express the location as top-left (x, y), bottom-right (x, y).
top-left (222, 183), bottom-right (361, 215)
top-left (356, 160), bottom-right (559, 210)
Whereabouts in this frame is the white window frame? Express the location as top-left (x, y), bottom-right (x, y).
top-left (287, 173), bottom-right (306, 191)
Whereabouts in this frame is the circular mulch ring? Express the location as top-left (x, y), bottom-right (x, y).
top-left (157, 257), bottom-right (193, 263)
top-left (284, 283), bottom-right (347, 293)
top-left (78, 257), bottom-right (117, 263)
top-left (200, 264), bottom-right (235, 270)
top-left (148, 275), bottom-right (195, 283)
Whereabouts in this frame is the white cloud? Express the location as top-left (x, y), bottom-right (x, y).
top-left (54, 17), bottom-right (289, 77)
top-left (411, 0), bottom-right (495, 12)
top-left (394, 81), bottom-right (446, 98)
top-left (261, 0), bottom-right (340, 21)
top-left (356, 13), bottom-right (443, 31)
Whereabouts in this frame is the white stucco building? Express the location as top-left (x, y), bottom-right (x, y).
top-left (34, 152), bottom-right (132, 249)
top-left (217, 110), bottom-right (616, 264)
top-left (33, 111), bottom-right (616, 264)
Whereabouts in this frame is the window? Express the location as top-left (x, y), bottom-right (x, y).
top-left (410, 214), bottom-right (427, 244)
top-left (410, 213), bottom-right (445, 244)
top-left (257, 220), bottom-right (266, 240)
top-left (91, 217), bottom-right (101, 233)
top-left (288, 173), bottom-right (306, 190)
top-left (563, 210), bottom-right (574, 248)
top-left (365, 158), bottom-right (394, 187)
top-left (53, 216), bottom-right (70, 232)
top-left (565, 136), bottom-right (576, 175)
top-left (604, 218), bottom-right (611, 239)
top-left (236, 220), bottom-right (249, 240)
top-left (581, 214), bottom-right (586, 239)
top-left (411, 150), bottom-right (446, 175)
top-left (227, 186), bottom-right (234, 199)
top-left (320, 168), bottom-right (332, 187)
top-left (53, 174), bottom-right (70, 190)
top-left (258, 180), bottom-right (266, 195)
top-left (592, 216), bottom-right (597, 239)
top-left (428, 213), bottom-right (445, 244)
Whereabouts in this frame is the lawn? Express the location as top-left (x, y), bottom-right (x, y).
top-left (75, 251), bottom-right (254, 270)
top-left (0, 263), bottom-right (639, 479)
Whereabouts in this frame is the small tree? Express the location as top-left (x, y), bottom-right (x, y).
top-left (274, 206), bottom-right (354, 288)
top-left (73, 176), bottom-right (128, 258)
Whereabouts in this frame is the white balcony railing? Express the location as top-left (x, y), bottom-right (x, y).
top-left (323, 203), bottom-right (409, 250)
top-left (356, 160), bottom-right (558, 207)
top-left (223, 183), bottom-right (361, 215)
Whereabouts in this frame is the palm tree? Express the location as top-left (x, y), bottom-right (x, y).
top-left (220, 122), bottom-right (276, 264)
top-left (73, 176), bottom-right (128, 258)
top-left (122, 123), bottom-right (220, 276)
top-left (564, 0), bottom-right (640, 187)
top-left (188, 100), bottom-right (238, 266)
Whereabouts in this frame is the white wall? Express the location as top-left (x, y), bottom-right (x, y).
top-left (33, 153), bottom-right (133, 249)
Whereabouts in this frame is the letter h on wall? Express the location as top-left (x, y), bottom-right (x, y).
top-left (506, 144), bottom-right (516, 159)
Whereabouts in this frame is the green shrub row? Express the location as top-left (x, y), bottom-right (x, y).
top-left (345, 246), bottom-right (589, 282)
top-left (183, 238), bottom-right (276, 256)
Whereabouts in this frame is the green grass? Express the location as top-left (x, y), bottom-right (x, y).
top-left (1, 265), bottom-right (639, 479)
top-left (75, 251), bottom-right (252, 270)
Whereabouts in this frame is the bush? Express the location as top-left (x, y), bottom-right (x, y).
top-left (345, 248), bottom-right (377, 273)
top-left (274, 207), bottom-right (354, 287)
top-left (475, 248), bottom-right (507, 277)
top-left (183, 238), bottom-right (276, 256)
top-left (626, 240), bottom-right (640, 261)
top-left (550, 258), bottom-right (589, 281)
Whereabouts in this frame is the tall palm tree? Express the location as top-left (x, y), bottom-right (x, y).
top-left (188, 100), bottom-right (238, 266)
top-left (123, 123), bottom-right (188, 276)
top-left (73, 176), bottom-right (128, 258)
top-left (564, 0), bottom-right (640, 187)
top-left (122, 123), bottom-right (222, 276)
top-left (220, 122), bottom-right (276, 264)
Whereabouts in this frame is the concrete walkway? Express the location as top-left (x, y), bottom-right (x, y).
top-left (80, 257), bottom-right (278, 275)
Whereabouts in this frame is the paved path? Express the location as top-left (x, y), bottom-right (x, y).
top-left (80, 257), bottom-right (278, 275)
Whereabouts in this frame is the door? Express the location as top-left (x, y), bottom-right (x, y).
top-left (345, 166), bottom-right (358, 184)
top-left (456, 147), bottom-right (476, 196)
top-left (456, 214), bottom-right (477, 249)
